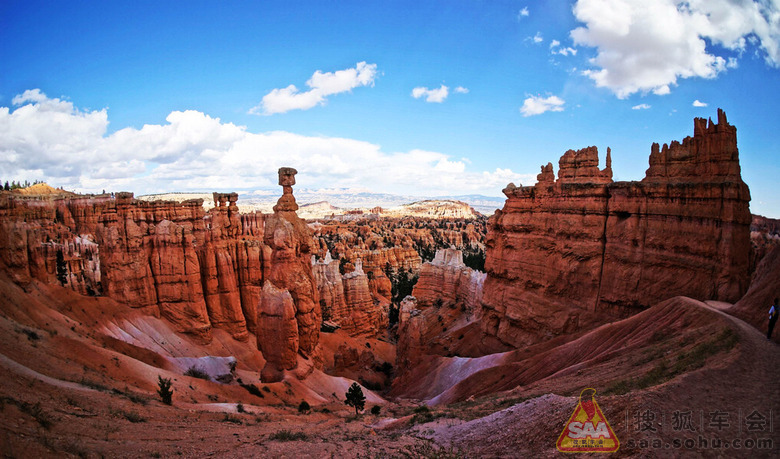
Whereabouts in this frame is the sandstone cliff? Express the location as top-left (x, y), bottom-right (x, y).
top-left (0, 184), bottom-right (301, 347)
top-left (311, 245), bottom-right (421, 338)
top-left (312, 252), bottom-right (347, 322)
top-left (312, 255), bottom-right (386, 337)
top-left (340, 259), bottom-right (384, 336)
top-left (394, 248), bottom-right (487, 373)
top-left (482, 109), bottom-right (752, 348)
top-left (412, 247), bottom-right (485, 314)
top-left (1, 193), bottom-right (218, 342)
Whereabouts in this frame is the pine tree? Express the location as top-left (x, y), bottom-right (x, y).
top-left (344, 382), bottom-right (365, 415)
top-left (157, 376), bottom-right (174, 405)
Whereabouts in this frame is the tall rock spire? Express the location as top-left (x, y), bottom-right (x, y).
top-left (258, 167), bottom-right (322, 382)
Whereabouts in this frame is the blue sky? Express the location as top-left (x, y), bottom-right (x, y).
top-left (1, 0), bottom-right (779, 216)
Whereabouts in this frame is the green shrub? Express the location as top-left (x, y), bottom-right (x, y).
top-left (184, 366), bottom-right (210, 381)
top-left (371, 405), bottom-right (381, 415)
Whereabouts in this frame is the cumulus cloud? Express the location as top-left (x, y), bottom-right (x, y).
top-left (520, 95), bottom-right (565, 116)
top-left (0, 89), bottom-right (528, 197)
top-left (518, 7), bottom-right (530, 19)
top-left (411, 85), bottom-right (468, 103)
top-left (571, 0), bottom-right (780, 98)
top-left (632, 104), bottom-right (651, 110)
top-left (412, 85), bottom-right (450, 103)
top-left (249, 61), bottom-right (377, 115)
top-left (532, 32), bottom-right (544, 43)
top-left (692, 99), bottom-right (708, 107)
top-left (550, 39), bottom-right (578, 56)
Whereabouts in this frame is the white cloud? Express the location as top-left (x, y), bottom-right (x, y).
top-left (249, 61), bottom-right (377, 115)
top-left (550, 39), bottom-right (577, 56)
top-left (412, 84), bottom-right (468, 102)
top-left (571, 0), bottom-right (780, 98)
top-left (692, 99), bottom-right (708, 107)
top-left (532, 32), bottom-right (543, 43)
top-left (518, 7), bottom-right (530, 19)
top-left (520, 95), bottom-right (565, 117)
top-left (0, 89), bottom-right (527, 197)
top-left (12, 89), bottom-right (49, 105)
top-left (412, 85), bottom-right (449, 103)
top-left (632, 104), bottom-right (651, 110)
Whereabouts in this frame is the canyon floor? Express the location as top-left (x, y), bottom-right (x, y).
top-left (0, 272), bottom-right (777, 458)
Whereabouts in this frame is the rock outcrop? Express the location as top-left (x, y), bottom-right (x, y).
top-left (311, 246), bottom-right (421, 338)
top-left (0, 168), bottom-right (326, 381)
top-left (0, 194), bottom-right (223, 342)
top-left (256, 282), bottom-right (299, 381)
top-left (394, 248), bottom-right (487, 373)
top-left (312, 255), bottom-right (385, 337)
top-left (412, 247), bottom-right (485, 314)
top-left (0, 183), bottom-right (288, 347)
top-left (260, 168), bottom-right (321, 367)
top-left (750, 214), bottom-right (780, 270)
top-left (312, 252), bottom-right (347, 321)
top-left (341, 259), bottom-right (384, 336)
top-left (482, 109), bottom-right (752, 348)
top-left (395, 296), bottom-right (423, 370)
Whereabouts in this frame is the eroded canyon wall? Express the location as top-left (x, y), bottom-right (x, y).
top-left (0, 176), bottom-right (324, 357)
top-left (482, 109), bottom-right (752, 347)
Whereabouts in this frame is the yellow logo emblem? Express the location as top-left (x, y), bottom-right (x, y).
top-left (556, 388), bottom-right (619, 453)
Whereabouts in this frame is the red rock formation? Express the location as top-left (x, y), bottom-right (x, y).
top-left (0, 189), bottom-right (273, 344)
top-left (339, 259), bottom-right (383, 336)
top-left (483, 109), bottom-right (751, 348)
top-left (395, 296), bottom-right (423, 370)
top-left (558, 146), bottom-right (612, 184)
top-left (749, 214), bottom-right (780, 270)
top-left (310, 245), bottom-right (421, 338)
top-left (148, 219), bottom-right (212, 339)
top-left (358, 246), bottom-right (420, 300)
top-left (261, 167), bottom-right (321, 357)
top-left (197, 194), bottom-right (238, 337)
top-left (257, 281), bottom-right (299, 382)
top-left (412, 248), bottom-right (485, 313)
top-left (394, 248), bottom-right (487, 374)
top-left (312, 252), bottom-right (347, 321)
